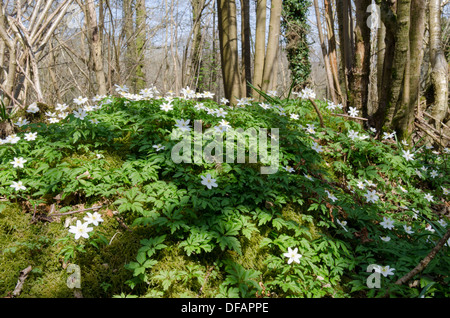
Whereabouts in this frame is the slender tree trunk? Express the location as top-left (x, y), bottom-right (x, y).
top-left (395, 0), bottom-right (426, 139)
top-left (241, 0), bottom-right (252, 97)
top-left (377, 22), bottom-right (386, 96)
top-left (0, 2), bottom-right (17, 108)
top-left (85, 0), bottom-right (107, 95)
top-left (429, 0), bottom-right (449, 128)
top-left (324, 0), bottom-right (343, 103)
top-left (371, 1), bottom-right (397, 131)
top-left (217, 0), bottom-right (241, 104)
top-left (384, 0), bottom-right (411, 130)
top-left (313, 0), bottom-right (337, 103)
top-left (336, 0), bottom-right (353, 108)
top-left (348, 0), bottom-right (371, 117)
top-left (261, 0), bottom-right (282, 94)
top-left (135, 0), bottom-right (147, 90)
top-left (253, 0), bottom-right (266, 99)
top-left (170, 0), bottom-right (180, 93)
top-left (48, 41), bottom-right (61, 103)
top-left (186, 0), bottom-right (206, 90)
top-left (123, 0), bottom-right (134, 89)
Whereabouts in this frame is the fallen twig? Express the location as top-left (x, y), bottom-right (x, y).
top-left (51, 205), bottom-right (103, 217)
top-left (395, 228), bottom-right (450, 285)
top-left (414, 122), bottom-right (447, 148)
top-left (415, 116), bottom-right (450, 141)
top-left (12, 266), bottom-right (32, 297)
top-left (116, 216), bottom-right (132, 232)
top-left (422, 112), bottom-right (450, 131)
top-left (198, 265), bottom-right (215, 297)
top-left (330, 113), bottom-right (368, 121)
top-left (308, 98), bottom-right (325, 128)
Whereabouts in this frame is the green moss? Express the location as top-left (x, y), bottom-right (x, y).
top-left (0, 203), bottom-right (69, 297)
top-left (280, 204), bottom-right (322, 240)
top-left (0, 202), bottom-right (144, 298)
top-left (142, 242), bottom-right (211, 298)
top-left (229, 230), bottom-right (267, 272)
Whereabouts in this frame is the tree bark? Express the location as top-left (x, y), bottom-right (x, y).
top-left (336, 0), bottom-right (353, 108)
top-left (253, 0), bottom-right (266, 99)
top-left (383, 0), bottom-right (411, 130)
top-left (261, 0), bottom-right (282, 94)
top-left (185, 0), bottom-right (206, 90)
top-left (313, 0), bottom-right (337, 103)
top-left (394, 0), bottom-right (426, 139)
top-left (376, 22), bottom-right (386, 97)
top-left (429, 0), bottom-right (449, 129)
top-left (135, 0), bottom-right (147, 90)
top-left (324, 0), bottom-right (343, 104)
top-left (217, 0), bottom-right (241, 104)
top-left (348, 0), bottom-right (371, 117)
top-left (85, 0), bottom-right (108, 95)
top-left (0, 0), bottom-right (71, 108)
top-left (371, 0), bottom-right (396, 131)
top-left (241, 0), bottom-right (252, 97)
top-left (123, 0), bottom-right (135, 89)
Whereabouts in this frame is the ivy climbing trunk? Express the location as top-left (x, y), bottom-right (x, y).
top-left (281, 0), bottom-right (311, 90)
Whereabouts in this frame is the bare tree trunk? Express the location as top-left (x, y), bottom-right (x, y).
top-left (253, 0), bottom-right (266, 99)
top-left (384, 0), bottom-right (411, 130)
top-left (123, 0), bottom-right (135, 89)
top-left (0, 2), bottom-right (18, 108)
top-left (135, 0), bottom-right (147, 90)
top-left (47, 41), bottom-right (61, 103)
top-left (348, 0), bottom-right (371, 117)
top-left (429, 0), bottom-right (449, 128)
top-left (336, 0), bottom-right (353, 108)
top-left (313, 0), bottom-right (337, 103)
top-left (324, 0), bottom-right (343, 103)
top-left (170, 0), bottom-right (180, 93)
top-left (217, 0), bottom-right (241, 104)
top-left (395, 0), bottom-right (426, 139)
top-left (371, 1), bottom-right (397, 131)
top-left (377, 22), bottom-right (386, 96)
top-left (0, 0), bottom-right (71, 109)
top-left (261, 0), bottom-right (282, 95)
top-left (183, 0), bottom-right (206, 90)
top-left (241, 0), bottom-right (252, 97)
top-left (84, 0), bottom-right (107, 95)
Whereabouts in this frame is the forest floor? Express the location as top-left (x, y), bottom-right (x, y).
top-left (1, 88), bottom-right (449, 298)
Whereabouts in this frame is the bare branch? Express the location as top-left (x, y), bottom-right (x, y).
top-left (395, 228), bottom-right (450, 285)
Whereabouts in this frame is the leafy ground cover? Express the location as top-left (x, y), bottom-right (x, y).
top-left (0, 86), bottom-right (449, 298)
